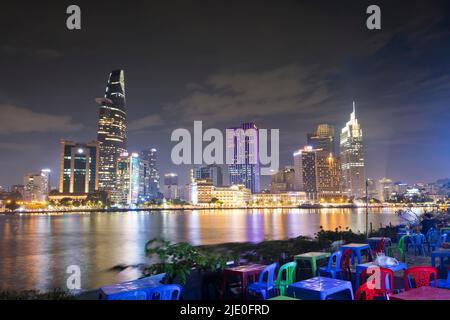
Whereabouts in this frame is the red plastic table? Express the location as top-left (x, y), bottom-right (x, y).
top-left (390, 286), bottom-right (450, 300)
top-left (222, 264), bottom-right (267, 299)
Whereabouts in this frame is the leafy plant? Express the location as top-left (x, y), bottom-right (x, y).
top-left (143, 239), bottom-right (235, 285)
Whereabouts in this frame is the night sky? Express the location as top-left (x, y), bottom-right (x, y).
top-left (1, 0), bottom-right (450, 189)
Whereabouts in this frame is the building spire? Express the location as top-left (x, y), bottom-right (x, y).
top-left (351, 101), bottom-right (356, 120)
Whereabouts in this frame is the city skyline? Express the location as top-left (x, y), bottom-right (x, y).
top-left (1, 1), bottom-right (450, 188)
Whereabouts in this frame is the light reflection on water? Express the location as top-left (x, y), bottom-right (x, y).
top-left (0, 208), bottom-right (403, 292)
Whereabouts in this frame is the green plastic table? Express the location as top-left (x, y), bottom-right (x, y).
top-left (294, 252), bottom-right (330, 277)
top-left (268, 295), bottom-right (300, 300)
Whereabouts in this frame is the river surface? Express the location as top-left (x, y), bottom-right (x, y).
top-left (0, 208), bottom-right (406, 292)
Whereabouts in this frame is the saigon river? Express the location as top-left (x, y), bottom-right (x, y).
top-left (0, 207), bottom-right (408, 292)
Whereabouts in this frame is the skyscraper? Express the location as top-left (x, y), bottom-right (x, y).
top-left (340, 102), bottom-right (365, 198)
top-left (97, 69), bottom-right (127, 192)
top-left (59, 140), bottom-right (99, 194)
top-left (140, 148), bottom-right (160, 199)
top-left (269, 166), bottom-right (295, 193)
top-left (193, 164), bottom-right (223, 186)
top-left (23, 169), bottom-right (50, 202)
top-left (227, 122), bottom-right (260, 193)
top-left (300, 146), bottom-right (319, 200)
top-left (114, 152), bottom-right (140, 206)
top-left (293, 149), bottom-right (304, 191)
top-left (307, 124), bottom-right (335, 154)
top-left (163, 173), bottom-right (179, 200)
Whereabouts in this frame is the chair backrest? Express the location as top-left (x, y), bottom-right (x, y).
top-left (375, 238), bottom-right (386, 254)
top-left (110, 290), bottom-right (147, 300)
top-left (360, 267), bottom-right (394, 291)
top-left (427, 229), bottom-right (440, 244)
top-left (325, 251), bottom-right (342, 272)
top-left (148, 284), bottom-right (182, 300)
top-left (258, 263), bottom-right (278, 287)
top-left (355, 283), bottom-right (378, 301)
top-left (276, 261), bottom-right (297, 285)
top-left (414, 233), bottom-right (425, 245)
top-left (404, 266), bottom-right (438, 290)
top-left (398, 235), bottom-right (407, 252)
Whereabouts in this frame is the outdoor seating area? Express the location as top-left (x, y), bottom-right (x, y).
top-left (97, 226), bottom-right (450, 301)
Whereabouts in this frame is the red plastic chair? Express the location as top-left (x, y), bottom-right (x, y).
top-left (355, 283), bottom-right (380, 300)
top-left (374, 238), bottom-right (386, 255)
top-left (360, 267), bottom-right (394, 298)
top-left (339, 249), bottom-right (352, 281)
top-left (404, 266), bottom-right (438, 290)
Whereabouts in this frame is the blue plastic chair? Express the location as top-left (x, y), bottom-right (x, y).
top-left (407, 233), bottom-right (425, 256)
top-left (318, 251), bottom-right (342, 279)
top-left (247, 263), bottom-right (278, 300)
top-left (108, 290), bottom-right (147, 300)
top-left (148, 284), bottom-right (182, 300)
top-left (433, 270), bottom-right (450, 289)
top-left (427, 229), bottom-right (441, 253)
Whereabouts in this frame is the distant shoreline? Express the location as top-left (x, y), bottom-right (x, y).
top-left (1, 203), bottom-right (438, 215)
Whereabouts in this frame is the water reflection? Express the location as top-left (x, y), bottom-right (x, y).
top-left (0, 208), bottom-right (403, 292)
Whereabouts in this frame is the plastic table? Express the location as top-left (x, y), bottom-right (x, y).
top-left (340, 243), bottom-right (371, 265)
top-left (287, 276), bottom-right (354, 300)
top-left (294, 252), bottom-right (330, 277)
top-left (99, 273), bottom-right (166, 300)
top-left (390, 286), bottom-right (450, 300)
top-left (222, 264), bottom-right (267, 299)
top-left (268, 295), bottom-right (300, 300)
top-left (355, 262), bottom-right (407, 288)
top-left (431, 249), bottom-right (450, 268)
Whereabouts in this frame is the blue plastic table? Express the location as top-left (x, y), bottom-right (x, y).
top-left (340, 243), bottom-right (371, 265)
top-left (431, 249), bottom-right (450, 268)
top-left (99, 273), bottom-right (166, 300)
top-left (355, 262), bottom-right (407, 288)
top-left (287, 276), bottom-right (354, 300)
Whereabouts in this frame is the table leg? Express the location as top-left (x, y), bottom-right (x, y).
top-left (221, 271), bottom-right (229, 299)
top-left (356, 249), bottom-right (363, 264)
top-left (241, 274), bottom-right (247, 299)
top-left (431, 255), bottom-right (436, 267)
top-left (311, 257), bottom-right (317, 277)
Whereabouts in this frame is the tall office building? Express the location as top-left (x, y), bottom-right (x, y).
top-left (140, 148), bottom-right (160, 199)
top-left (193, 164), bottom-right (223, 186)
top-left (307, 124), bottom-right (335, 154)
top-left (293, 149), bottom-right (304, 191)
top-left (163, 173), bottom-right (179, 200)
top-left (340, 102), bottom-right (365, 198)
top-left (23, 169), bottom-right (50, 202)
top-left (269, 166), bottom-right (295, 193)
top-left (59, 140), bottom-right (99, 194)
top-left (97, 69), bottom-right (127, 191)
top-left (301, 146), bottom-right (319, 200)
top-left (114, 152), bottom-right (140, 206)
top-left (227, 122), bottom-right (260, 193)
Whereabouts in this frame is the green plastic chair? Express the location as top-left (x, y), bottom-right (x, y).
top-left (275, 261), bottom-right (297, 296)
top-left (397, 235), bottom-right (407, 262)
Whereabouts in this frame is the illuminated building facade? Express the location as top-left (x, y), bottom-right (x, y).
top-left (193, 164), bottom-right (223, 186)
top-left (59, 140), bottom-right (99, 194)
top-left (190, 183), bottom-right (251, 206)
top-left (97, 69), bottom-right (127, 192)
top-left (227, 122), bottom-right (260, 193)
top-left (269, 166), bottom-right (295, 193)
top-left (163, 173), bottom-right (179, 200)
top-left (252, 192), bottom-right (307, 205)
top-left (114, 152), bottom-right (140, 206)
top-left (140, 148), bottom-right (160, 199)
top-left (293, 149), bottom-right (304, 191)
top-left (307, 124), bottom-right (335, 154)
top-left (23, 169), bottom-right (51, 202)
top-left (340, 102), bottom-right (365, 198)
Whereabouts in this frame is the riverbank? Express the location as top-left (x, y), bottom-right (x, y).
top-left (0, 203), bottom-right (440, 215)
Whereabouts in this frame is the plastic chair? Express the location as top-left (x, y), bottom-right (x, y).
top-left (247, 263), bottom-right (278, 300)
top-left (108, 290), bottom-right (147, 300)
top-left (407, 234), bottom-right (425, 256)
top-left (318, 251), bottom-right (342, 279)
top-left (435, 269), bottom-right (450, 289)
top-left (339, 249), bottom-right (352, 282)
top-left (355, 283), bottom-right (385, 301)
top-left (148, 284), bottom-right (182, 300)
top-left (274, 261), bottom-right (297, 296)
top-left (397, 235), bottom-right (407, 262)
top-left (427, 229), bottom-right (441, 253)
top-left (360, 267), bottom-right (394, 298)
top-left (404, 266), bottom-right (438, 290)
